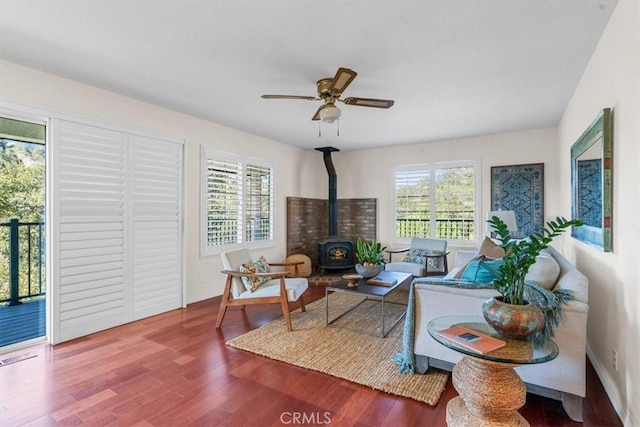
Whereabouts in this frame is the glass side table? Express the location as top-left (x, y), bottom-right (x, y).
top-left (428, 315), bottom-right (558, 427)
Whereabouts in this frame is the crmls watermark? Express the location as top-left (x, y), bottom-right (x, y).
top-left (280, 411), bottom-right (332, 424)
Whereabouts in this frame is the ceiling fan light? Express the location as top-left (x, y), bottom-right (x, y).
top-left (319, 105), bottom-right (341, 123)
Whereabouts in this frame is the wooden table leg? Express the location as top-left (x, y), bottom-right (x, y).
top-left (446, 356), bottom-right (529, 427)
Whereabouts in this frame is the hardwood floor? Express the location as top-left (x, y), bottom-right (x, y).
top-left (0, 285), bottom-right (622, 426)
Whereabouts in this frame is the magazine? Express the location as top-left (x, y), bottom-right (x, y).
top-left (436, 324), bottom-right (506, 354)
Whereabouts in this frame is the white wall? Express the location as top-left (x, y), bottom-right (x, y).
top-left (0, 59), bottom-right (562, 299)
top-left (333, 127), bottom-right (559, 260)
top-left (0, 60), bottom-right (317, 303)
top-left (557, 2), bottom-right (639, 425)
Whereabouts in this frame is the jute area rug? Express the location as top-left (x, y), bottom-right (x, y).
top-left (226, 290), bottom-right (449, 406)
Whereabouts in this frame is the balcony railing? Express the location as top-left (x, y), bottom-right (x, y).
top-left (396, 218), bottom-right (475, 240)
top-left (0, 219), bottom-right (45, 305)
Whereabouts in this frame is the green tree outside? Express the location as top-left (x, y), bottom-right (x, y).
top-left (0, 135), bottom-right (46, 301)
top-left (396, 166), bottom-right (475, 239)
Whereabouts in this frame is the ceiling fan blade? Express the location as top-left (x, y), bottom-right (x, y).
top-left (343, 97), bottom-right (395, 108)
top-left (311, 105), bottom-right (326, 121)
top-left (328, 67), bottom-right (358, 95)
top-left (261, 94), bottom-right (318, 100)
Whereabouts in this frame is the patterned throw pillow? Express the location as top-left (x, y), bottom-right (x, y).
top-left (402, 249), bottom-right (446, 270)
top-left (426, 249), bottom-right (446, 270)
top-left (402, 248), bottom-right (428, 264)
top-left (239, 256), bottom-right (271, 292)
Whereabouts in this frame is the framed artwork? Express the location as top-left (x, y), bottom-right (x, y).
top-left (491, 163), bottom-right (544, 239)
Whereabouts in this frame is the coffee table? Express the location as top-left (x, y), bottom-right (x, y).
top-left (325, 271), bottom-right (412, 337)
top-left (428, 315), bottom-right (559, 427)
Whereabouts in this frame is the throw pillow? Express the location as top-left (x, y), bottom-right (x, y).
top-left (239, 256), bottom-right (271, 292)
top-left (477, 236), bottom-right (506, 259)
top-left (402, 248), bottom-right (428, 264)
top-left (453, 237), bottom-right (505, 279)
top-left (525, 253), bottom-right (560, 290)
top-left (426, 249), bottom-right (446, 271)
top-left (453, 254), bottom-right (482, 279)
top-left (401, 249), bottom-right (446, 271)
top-left (461, 257), bottom-right (503, 283)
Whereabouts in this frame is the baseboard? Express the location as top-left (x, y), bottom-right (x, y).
top-left (586, 344), bottom-right (633, 426)
top-left (0, 336), bottom-right (47, 355)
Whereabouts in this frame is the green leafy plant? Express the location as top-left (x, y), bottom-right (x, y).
top-left (355, 237), bottom-right (387, 266)
top-left (487, 216), bottom-right (583, 305)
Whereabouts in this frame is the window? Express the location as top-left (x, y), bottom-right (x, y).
top-left (395, 161), bottom-right (477, 242)
top-left (201, 149), bottom-right (274, 255)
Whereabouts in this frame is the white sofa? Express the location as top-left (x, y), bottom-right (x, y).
top-left (412, 245), bottom-right (589, 422)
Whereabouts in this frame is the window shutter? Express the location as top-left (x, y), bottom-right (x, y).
top-left (52, 120), bottom-right (127, 342)
top-left (200, 150), bottom-right (275, 255)
top-left (51, 119), bottom-right (183, 344)
top-left (205, 155), bottom-right (242, 248)
top-left (245, 163), bottom-right (273, 243)
top-left (130, 135), bottom-right (183, 319)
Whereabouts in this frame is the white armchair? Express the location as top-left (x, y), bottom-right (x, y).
top-left (384, 238), bottom-right (449, 277)
top-left (216, 248), bottom-right (308, 331)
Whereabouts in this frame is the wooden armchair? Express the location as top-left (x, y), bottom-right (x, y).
top-left (384, 238), bottom-right (449, 277)
top-left (216, 248), bottom-right (308, 331)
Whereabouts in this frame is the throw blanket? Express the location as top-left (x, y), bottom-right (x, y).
top-left (392, 278), bottom-right (573, 375)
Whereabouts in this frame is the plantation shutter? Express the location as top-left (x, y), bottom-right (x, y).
top-left (130, 135), bottom-right (183, 319)
top-left (245, 162), bottom-right (273, 243)
top-left (50, 119), bottom-right (183, 344)
top-left (205, 154), bottom-right (242, 249)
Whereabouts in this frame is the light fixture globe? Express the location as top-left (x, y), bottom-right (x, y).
top-left (319, 105), bottom-right (341, 123)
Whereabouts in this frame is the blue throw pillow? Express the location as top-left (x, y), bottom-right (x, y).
top-left (461, 258), bottom-right (503, 283)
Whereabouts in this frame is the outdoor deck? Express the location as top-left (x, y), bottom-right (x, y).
top-left (0, 298), bottom-right (45, 347)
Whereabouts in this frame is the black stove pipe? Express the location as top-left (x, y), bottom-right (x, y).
top-left (315, 146), bottom-right (340, 237)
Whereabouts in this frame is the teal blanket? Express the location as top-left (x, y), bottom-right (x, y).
top-left (392, 278), bottom-right (572, 374)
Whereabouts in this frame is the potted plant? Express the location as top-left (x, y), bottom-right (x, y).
top-left (482, 215), bottom-right (583, 339)
top-left (354, 237), bottom-right (387, 278)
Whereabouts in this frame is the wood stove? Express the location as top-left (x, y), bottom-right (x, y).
top-left (318, 238), bottom-right (354, 271)
top-left (316, 147), bottom-right (355, 272)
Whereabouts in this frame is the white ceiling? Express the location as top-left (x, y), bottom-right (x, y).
top-left (0, 0), bottom-right (617, 152)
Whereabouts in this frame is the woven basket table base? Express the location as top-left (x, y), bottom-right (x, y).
top-left (446, 356), bottom-right (529, 427)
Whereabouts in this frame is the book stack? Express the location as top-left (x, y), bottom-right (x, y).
top-left (366, 271), bottom-right (399, 287)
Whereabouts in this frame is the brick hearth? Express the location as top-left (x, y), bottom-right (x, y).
top-left (286, 197), bottom-right (377, 270)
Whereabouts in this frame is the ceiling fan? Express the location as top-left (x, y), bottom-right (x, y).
top-left (261, 67), bottom-right (394, 123)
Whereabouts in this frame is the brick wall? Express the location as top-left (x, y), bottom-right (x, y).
top-left (286, 197), bottom-right (377, 269)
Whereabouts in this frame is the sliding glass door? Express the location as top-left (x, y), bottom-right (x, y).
top-left (0, 115), bottom-right (47, 349)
